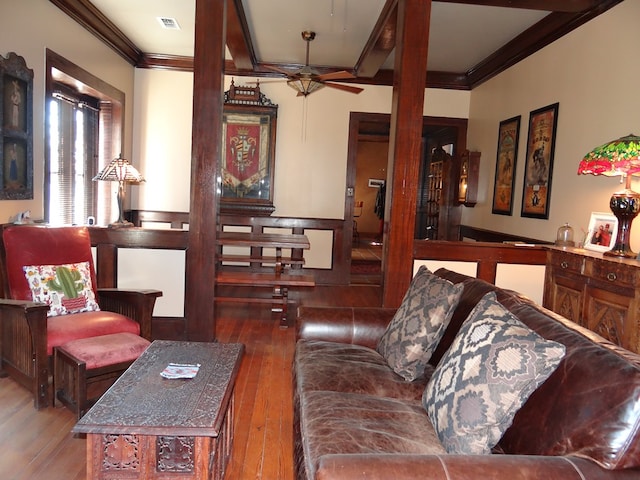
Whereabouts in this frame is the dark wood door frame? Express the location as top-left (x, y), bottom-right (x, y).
top-left (345, 111), bottom-right (468, 300)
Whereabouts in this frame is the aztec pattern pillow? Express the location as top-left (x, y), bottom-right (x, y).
top-left (377, 266), bottom-right (464, 381)
top-left (23, 261), bottom-right (100, 317)
top-left (423, 292), bottom-right (565, 454)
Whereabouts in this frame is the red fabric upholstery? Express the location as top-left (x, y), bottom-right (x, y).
top-left (47, 311), bottom-right (140, 356)
top-left (59, 332), bottom-right (150, 369)
top-left (3, 225), bottom-right (98, 301)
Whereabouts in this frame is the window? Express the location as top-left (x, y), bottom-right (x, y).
top-left (47, 88), bottom-right (99, 225)
top-left (45, 49), bottom-right (124, 226)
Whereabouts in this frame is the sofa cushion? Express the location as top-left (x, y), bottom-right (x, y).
top-left (377, 266), bottom-right (463, 381)
top-left (295, 339), bottom-right (430, 402)
top-left (297, 390), bottom-right (446, 480)
top-left (23, 261), bottom-right (100, 317)
top-left (423, 292), bottom-right (565, 455)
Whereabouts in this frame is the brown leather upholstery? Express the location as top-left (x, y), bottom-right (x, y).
top-left (294, 268), bottom-right (640, 479)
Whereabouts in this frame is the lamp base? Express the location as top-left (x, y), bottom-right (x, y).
top-left (108, 220), bottom-right (134, 229)
top-left (605, 189), bottom-right (640, 258)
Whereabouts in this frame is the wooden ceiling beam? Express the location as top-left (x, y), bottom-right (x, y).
top-left (434, 0), bottom-right (599, 13)
top-left (49, 0), bottom-right (142, 65)
top-left (466, 0), bottom-right (623, 88)
top-left (354, 0), bottom-right (398, 78)
top-left (226, 0), bottom-right (256, 70)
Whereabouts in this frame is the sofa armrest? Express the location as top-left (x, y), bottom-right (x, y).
top-left (316, 454), bottom-right (639, 480)
top-left (0, 299), bottom-right (50, 409)
top-left (97, 288), bottom-right (162, 341)
top-left (296, 306), bottom-right (396, 349)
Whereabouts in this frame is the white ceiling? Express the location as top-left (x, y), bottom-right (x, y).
top-left (89, 0), bottom-right (549, 73)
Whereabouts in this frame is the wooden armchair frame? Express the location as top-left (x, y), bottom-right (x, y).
top-left (0, 225), bottom-right (161, 409)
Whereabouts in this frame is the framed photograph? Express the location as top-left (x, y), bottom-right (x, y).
top-left (492, 115), bottom-right (520, 215)
top-left (0, 52), bottom-right (33, 200)
top-left (584, 212), bottom-right (618, 252)
top-left (521, 102), bottom-right (559, 219)
top-left (220, 82), bottom-right (278, 216)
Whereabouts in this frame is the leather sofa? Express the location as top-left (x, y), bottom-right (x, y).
top-left (293, 268), bottom-right (640, 479)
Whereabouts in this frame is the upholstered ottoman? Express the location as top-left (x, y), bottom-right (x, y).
top-left (54, 332), bottom-right (150, 418)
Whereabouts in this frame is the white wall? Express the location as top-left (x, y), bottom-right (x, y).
top-left (132, 72), bottom-right (470, 220)
top-left (0, 0), bottom-right (136, 224)
top-left (465, 1), bottom-right (640, 248)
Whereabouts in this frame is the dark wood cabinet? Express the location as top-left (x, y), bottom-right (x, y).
top-left (457, 150), bottom-right (480, 207)
top-left (543, 246), bottom-right (640, 354)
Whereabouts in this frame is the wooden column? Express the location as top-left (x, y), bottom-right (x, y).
top-left (382, 0), bottom-right (431, 307)
top-left (186, 0), bottom-right (226, 341)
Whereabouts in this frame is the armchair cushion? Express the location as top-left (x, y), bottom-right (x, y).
top-left (23, 261), bottom-right (100, 316)
top-left (423, 292), bottom-right (565, 455)
top-left (47, 310), bottom-right (140, 356)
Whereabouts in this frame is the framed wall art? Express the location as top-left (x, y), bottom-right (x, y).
top-left (583, 212), bottom-right (617, 252)
top-left (492, 115), bottom-right (520, 215)
top-left (521, 102), bottom-right (558, 219)
top-left (0, 52), bottom-right (33, 200)
top-left (220, 81), bottom-right (278, 216)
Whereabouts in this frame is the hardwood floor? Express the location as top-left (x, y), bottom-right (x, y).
top-left (0, 284), bottom-right (381, 479)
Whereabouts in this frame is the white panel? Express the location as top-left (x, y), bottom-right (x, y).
top-left (303, 229), bottom-right (333, 269)
top-left (118, 249), bottom-right (185, 317)
top-left (496, 264), bottom-right (545, 305)
top-left (413, 260), bottom-right (477, 277)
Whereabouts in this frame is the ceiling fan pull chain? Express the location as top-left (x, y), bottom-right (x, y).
top-left (343, 0), bottom-right (348, 32)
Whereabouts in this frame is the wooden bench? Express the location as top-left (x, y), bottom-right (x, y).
top-left (215, 271), bottom-right (315, 327)
top-left (218, 255), bottom-right (305, 268)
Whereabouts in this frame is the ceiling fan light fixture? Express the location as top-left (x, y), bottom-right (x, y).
top-left (287, 77), bottom-right (324, 97)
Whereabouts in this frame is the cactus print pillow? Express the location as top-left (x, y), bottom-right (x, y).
top-left (23, 262), bottom-right (100, 317)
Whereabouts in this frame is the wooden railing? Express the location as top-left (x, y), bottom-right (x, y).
top-left (83, 215), bottom-right (550, 338)
top-left (413, 240), bottom-right (547, 284)
top-left (129, 210), bottom-right (348, 285)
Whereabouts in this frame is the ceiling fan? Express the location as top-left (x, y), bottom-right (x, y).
top-left (265, 31), bottom-right (364, 97)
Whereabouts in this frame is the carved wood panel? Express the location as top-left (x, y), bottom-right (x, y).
top-left (544, 247), bottom-right (640, 354)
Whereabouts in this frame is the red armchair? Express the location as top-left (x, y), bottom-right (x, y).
top-left (0, 225), bottom-right (162, 409)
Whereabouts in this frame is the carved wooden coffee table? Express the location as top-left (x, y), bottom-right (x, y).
top-left (72, 341), bottom-right (244, 480)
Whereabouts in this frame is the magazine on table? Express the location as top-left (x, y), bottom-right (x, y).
top-left (161, 363), bottom-right (201, 379)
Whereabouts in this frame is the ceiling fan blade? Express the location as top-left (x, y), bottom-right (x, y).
top-left (246, 79), bottom-right (286, 85)
top-left (324, 82), bottom-right (364, 94)
top-left (316, 70), bottom-right (357, 81)
top-left (263, 64), bottom-right (297, 78)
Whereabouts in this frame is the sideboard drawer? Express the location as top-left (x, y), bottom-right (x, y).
top-left (548, 250), bottom-right (583, 275)
top-left (587, 258), bottom-right (638, 288)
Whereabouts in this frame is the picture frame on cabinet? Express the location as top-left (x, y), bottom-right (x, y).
top-left (492, 115), bottom-right (520, 215)
top-left (0, 52), bottom-right (33, 200)
top-left (521, 103), bottom-right (559, 219)
top-left (584, 212), bottom-right (617, 252)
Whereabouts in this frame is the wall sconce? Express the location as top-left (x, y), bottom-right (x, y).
top-left (93, 154), bottom-right (145, 228)
top-left (578, 134), bottom-right (640, 257)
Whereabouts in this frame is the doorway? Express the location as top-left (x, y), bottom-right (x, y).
top-left (345, 112), bottom-right (468, 285)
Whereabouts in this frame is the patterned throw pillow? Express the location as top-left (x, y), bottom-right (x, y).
top-left (23, 261), bottom-right (100, 317)
top-left (423, 292), bottom-right (565, 454)
top-left (377, 266), bottom-right (464, 381)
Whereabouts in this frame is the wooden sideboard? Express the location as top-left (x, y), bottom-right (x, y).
top-left (543, 246), bottom-right (640, 354)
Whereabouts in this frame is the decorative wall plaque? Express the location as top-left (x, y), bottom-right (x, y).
top-left (0, 52), bottom-right (33, 200)
top-left (221, 80), bottom-right (277, 216)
